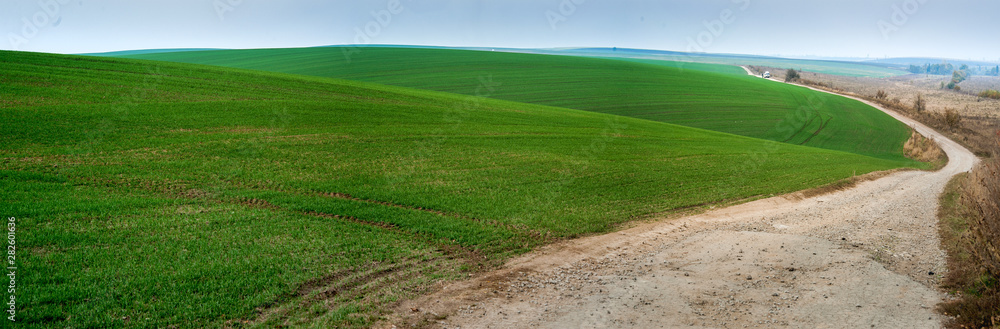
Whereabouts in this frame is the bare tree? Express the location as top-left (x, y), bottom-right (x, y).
top-left (913, 93), bottom-right (926, 112)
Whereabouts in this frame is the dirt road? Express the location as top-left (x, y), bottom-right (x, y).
top-left (385, 67), bottom-right (978, 329)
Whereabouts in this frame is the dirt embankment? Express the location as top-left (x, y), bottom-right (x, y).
top-left (380, 68), bottom-right (978, 329)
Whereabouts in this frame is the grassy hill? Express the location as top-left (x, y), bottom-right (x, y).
top-left (2, 51), bottom-right (923, 328)
top-left (123, 47), bottom-right (915, 161)
top-left (537, 47), bottom-right (908, 77)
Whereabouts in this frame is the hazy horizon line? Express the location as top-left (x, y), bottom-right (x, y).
top-left (66, 44), bottom-right (1000, 66)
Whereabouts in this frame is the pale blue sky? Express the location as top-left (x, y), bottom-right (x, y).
top-left (2, 0), bottom-right (998, 60)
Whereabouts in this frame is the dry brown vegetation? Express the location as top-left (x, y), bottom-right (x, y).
top-left (904, 129), bottom-right (946, 164)
top-left (939, 138), bottom-right (1000, 329)
top-left (914, 94), bottom-right (928, 112)
top-left (966, 141), bottom-right (1000, 276)
top-left (876, 89), bottom-right (888, 100)
top-left (863, 90), bottom-right (996, 158)
top-left (946, 108), bottom-right (963, 129)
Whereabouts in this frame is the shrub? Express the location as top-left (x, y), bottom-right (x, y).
top-left (980, 90), bottom-right (1000, 100)
top-left (785, 69), bottom-right (800, 82)
top-left (944, 108), bottom-right (962, 129)
top-left (953, 70), bottom-right (969, 84)
top-left (875, 90), bottom-right (888, 100)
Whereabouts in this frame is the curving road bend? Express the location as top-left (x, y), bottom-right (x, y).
top-left (388, 66), bottom-right (978, 329)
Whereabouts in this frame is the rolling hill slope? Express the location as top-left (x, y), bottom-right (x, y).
top-left (545, 47), bottom-right (909, 77)
top-left (2, 51), bottom-right (923, 328)
top-left (123, 47), bottom-right (915, 161)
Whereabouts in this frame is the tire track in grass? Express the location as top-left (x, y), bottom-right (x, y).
top-left (132, 183), bottom-right (534, 264)
top-left (781, 112), bottom-right (819, 144)
top-left (226, 194), bottom-right (470, 327)
top-left (799, 115), bottom-right (834, 146)
top-left (233, 193), bottom-right (497, 263)
top-left (315, 191), bottom-right (554, 243)
top-left (302, 209), bottom-right (490, 269)
top-left (305, 210), bottom-right (401, 230)
top-left (254, 255), bottom-right (443, 327)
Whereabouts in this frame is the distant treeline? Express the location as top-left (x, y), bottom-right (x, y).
top-left (908, 63), bottom-right (1000, 76)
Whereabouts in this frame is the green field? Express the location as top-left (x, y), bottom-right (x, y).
top-left (627, 55), bottom-right (907, 78)
top-left (123, 47), bottom-right (913, 160)
top-left (529, 48), bottom-right (909, 78)
top-left (3, 50), bottom-right (925, 328)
